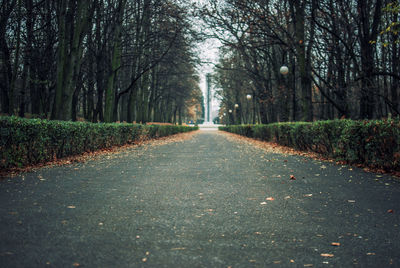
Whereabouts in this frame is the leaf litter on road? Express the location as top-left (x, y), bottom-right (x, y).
top-left (320, 253), bottom-right (334, 257)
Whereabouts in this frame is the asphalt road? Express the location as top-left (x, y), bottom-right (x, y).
top-left (1, 130), bottom-right (399, 268)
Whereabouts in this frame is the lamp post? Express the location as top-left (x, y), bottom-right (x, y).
top-left (246, 94), bottom-right (252, 124)
top-left (280, 65), bottom-right (289, 75)
top-left (280, 65), bottom-right (295, 121)
top-left (234, 104), bottom-right (239, 124)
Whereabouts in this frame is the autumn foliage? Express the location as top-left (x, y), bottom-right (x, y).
top-left (220, 119), bottom-right (400, 171)
top-left (0, 116), bottom-right (198, 169)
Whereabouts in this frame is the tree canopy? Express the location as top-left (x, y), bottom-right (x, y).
top-left (0, 0), bottom-right (203, 124)
top-left (1, 0), bottom-right (399, 124)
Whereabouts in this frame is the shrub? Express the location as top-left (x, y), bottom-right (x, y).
top-left (219, 119), bottom-right (400, 171)
top-left (0, 116), bottom-right (197, 169)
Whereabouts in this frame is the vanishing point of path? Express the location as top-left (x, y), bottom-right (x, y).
top-left (1, 130), bottom-right (399, 267)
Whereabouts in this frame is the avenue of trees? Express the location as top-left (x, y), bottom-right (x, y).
top-left (199, 0), bottom-right (400, 123)
top-left (0, 0), bottom-right (203, 123)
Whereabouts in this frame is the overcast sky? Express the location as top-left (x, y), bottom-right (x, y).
top-left (190, 0), bottom-right (222, 118)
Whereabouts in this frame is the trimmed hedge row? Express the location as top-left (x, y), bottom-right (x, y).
top-left (0, 116), bottom-right (198, 169)
top-left (219, 119), bottom-right (400, 171)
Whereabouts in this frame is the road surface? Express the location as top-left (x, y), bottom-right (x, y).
top-left (1, 130), bottom-right (399, 267)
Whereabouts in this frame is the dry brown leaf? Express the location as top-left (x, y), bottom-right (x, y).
top-left (290, 175), bottom-right (296, 180)
top-left (331, 242), bottom-right (341, 246)
top-left (321, 253), bottom-right (334, 257)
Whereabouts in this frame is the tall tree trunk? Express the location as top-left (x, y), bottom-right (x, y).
top-left (358, 0), bottom-right (383, 119)
top-left (391, 11), bottom-right (399, 116)
top-left (86, 20), bottom-right (95, 121)
top-left (9, 0), bottom-right (23, 115)
top-left (290, 0), bottom-right (313, 121)
top-left (104, 0), bottom-right (126, 122)
top-left (0, 0), bottom-right (17, 114)
top-left (52, 0), bottom-right (91, 121)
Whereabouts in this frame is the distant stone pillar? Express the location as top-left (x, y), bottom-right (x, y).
top-left (206, 74), bottom-right (212, 123)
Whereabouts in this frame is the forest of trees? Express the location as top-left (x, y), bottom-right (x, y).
top-left (2, 0), bottom-right (399, 125)
top-left (199, 0), bottom-right (400, 124)
top-left (0, 0), bottom-right (203, 124)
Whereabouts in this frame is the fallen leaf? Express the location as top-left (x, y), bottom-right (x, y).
top-left (255, 232), bottom-right (262, 235)
top-left (290, 175), bottom-right (296, 180)
top-left (331, 242), bottom-right (341, 246)
top-left (142, 258), bottom-right (147, 262)
top-left (387, 209), bottom-right (394, 213)
top-left (348, 200), bottom-right (356, 203)
top-left (266, 197), bottom-right (275, 201)
top-left (284, 196), bottom-right (291, 200)
top-left (366, 252), bottom-right (376, 256)
top-left (321, 253), bottom-right (334, 257)
top-left (260, 202), bottom-right (267, 205)
top-left (67, 206), bottom-right (76, 209)
top-left (73, 263), bottom-right (80, 267)
top-left (290, 259), bottom-right (295, 263)
top-left (304, 264), bottom-right (313, 267)
top-left (304, 194), bottom-right (313, 197)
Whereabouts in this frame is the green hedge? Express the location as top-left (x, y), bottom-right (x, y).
top-left (220, 119), bottom-right (400, 171)
top-left (0, 116), bottom-right (198, 169)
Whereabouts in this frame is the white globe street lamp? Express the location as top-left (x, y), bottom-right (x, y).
top-left (280, 65), bottom-right (289, 75)
top-left (246, 94), bottom-right (252, 100)
top-left (229, 109), bottom-right (232, 113)
top-left (234, 103), bottom-right (239, 108)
